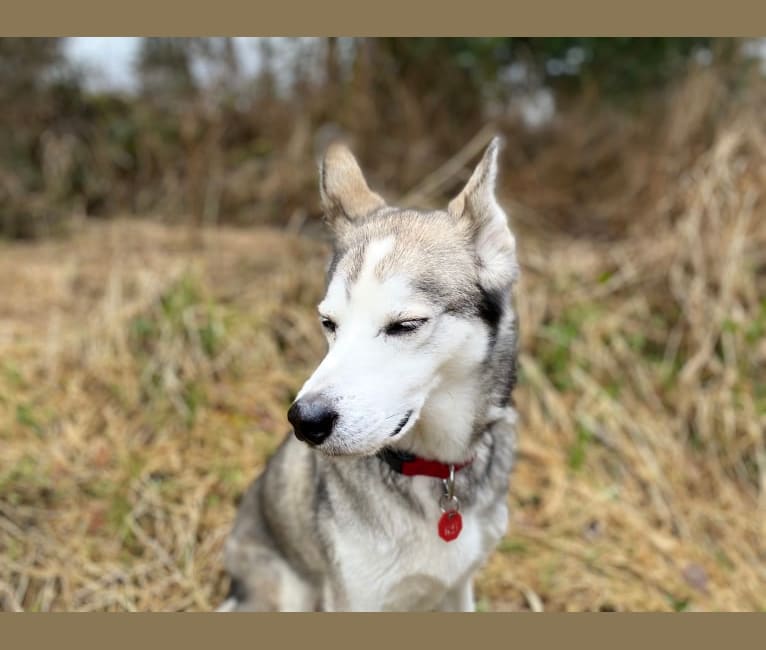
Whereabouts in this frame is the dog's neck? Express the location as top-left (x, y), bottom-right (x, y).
top-left (393, 371), bottom-right (487, 464)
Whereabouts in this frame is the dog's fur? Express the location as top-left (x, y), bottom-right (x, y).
top-left (219, 138), bottom-right (520, 611)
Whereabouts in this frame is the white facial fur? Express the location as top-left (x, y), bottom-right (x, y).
top-left (301, 137), bottom-right (518, 460)
top-left (295, 236), bottom-right (489, 457)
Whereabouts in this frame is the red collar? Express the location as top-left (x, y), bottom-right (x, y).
top-left (377, 448), bottom-right (473, 479)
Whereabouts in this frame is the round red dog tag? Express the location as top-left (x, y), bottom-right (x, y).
top-left (438, 511), bottom-right (463, 542)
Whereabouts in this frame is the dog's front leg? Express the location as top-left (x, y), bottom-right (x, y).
top-left (438, 578), bottom-right (476, 612)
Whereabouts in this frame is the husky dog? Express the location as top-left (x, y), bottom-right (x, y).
top-left (219, 137), bottom-right (520, 612)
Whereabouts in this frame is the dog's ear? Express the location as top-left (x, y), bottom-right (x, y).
top-left (319, 143), bottom-right (386, 234)
top-left (448, 137), bottom-right (518, 289)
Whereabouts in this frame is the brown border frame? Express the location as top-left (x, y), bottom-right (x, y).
top-left (1, 612), bottom-right (765, 649)
top-left (2, 0), bottom-right (766, 36)
top-left (1, 3), bottom-right (766, 647)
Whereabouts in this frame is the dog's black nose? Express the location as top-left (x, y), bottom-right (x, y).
top-left (288, 396), bottom-right (338, 446)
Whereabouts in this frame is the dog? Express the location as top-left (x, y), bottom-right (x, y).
top-left (218, 136), bottom-right (520, 611)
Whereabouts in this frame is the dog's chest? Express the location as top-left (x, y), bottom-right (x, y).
top-left (326, 485), bottom-right (507, 611)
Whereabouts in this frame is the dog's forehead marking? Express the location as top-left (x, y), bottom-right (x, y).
top-left (359, 236), bottom-right (396, 281)
top-left (320, 235), bottom-right (426, 321)
top-left (321, 236), bottom-right (393, 313)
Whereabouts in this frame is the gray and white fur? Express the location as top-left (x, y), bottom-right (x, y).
top-left (219, 137), bottom-right (520, 612)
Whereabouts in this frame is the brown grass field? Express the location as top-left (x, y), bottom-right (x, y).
top-left (0, 70), bottom-right (765, 611)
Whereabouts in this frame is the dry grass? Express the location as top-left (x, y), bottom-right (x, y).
top-left (1, 72), bottom-right (765, 612)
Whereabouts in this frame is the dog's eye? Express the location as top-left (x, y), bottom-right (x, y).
top-left (320, 317), bottom-right (337, 334)
top-left (385, 318), bottom-right (428, 336)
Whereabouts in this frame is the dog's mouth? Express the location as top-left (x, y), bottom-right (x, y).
top-left (313, 409), bottom-right (416, 458)
top-left (389, 410), bottom-right (413, 438)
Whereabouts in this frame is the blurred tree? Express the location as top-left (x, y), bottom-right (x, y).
top-left (513, 37), bottom-right (719, 98)
top-left (194, 37), bottom-right (241, 98)
top-left (0, 38), bottom-right (66, 109)
top-left (254, 39), bottom-right (278, 101)
top-left (369, 37), bottom-right (723, 107)
top-left (324, 37), bottom-right (341, 103)
top-left (0, 38), bottom-right (85, 238)
top-left (374, 38), bottom-right (486, 118)
top-left (137, 38), bottom-right (198, 101)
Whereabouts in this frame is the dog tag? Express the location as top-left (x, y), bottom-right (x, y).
top-left (438, 511), bottom-right (462, 542)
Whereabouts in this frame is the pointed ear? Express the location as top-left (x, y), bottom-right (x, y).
top-left (319, 143), bottom-right (386, 234)
top-left (448, 137), bottom-right (518, 289)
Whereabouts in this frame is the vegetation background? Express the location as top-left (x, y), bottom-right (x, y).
top-left (0, 37), bottom-right (764, 611)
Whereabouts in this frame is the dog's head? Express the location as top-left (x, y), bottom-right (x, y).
top-left (288, 138), bottom-right (519, 456)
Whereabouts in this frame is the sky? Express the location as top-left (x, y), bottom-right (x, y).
top-left (63, 37), bottom-right (269, 92)
top-left (63, 38), bottom-right (141, 92)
